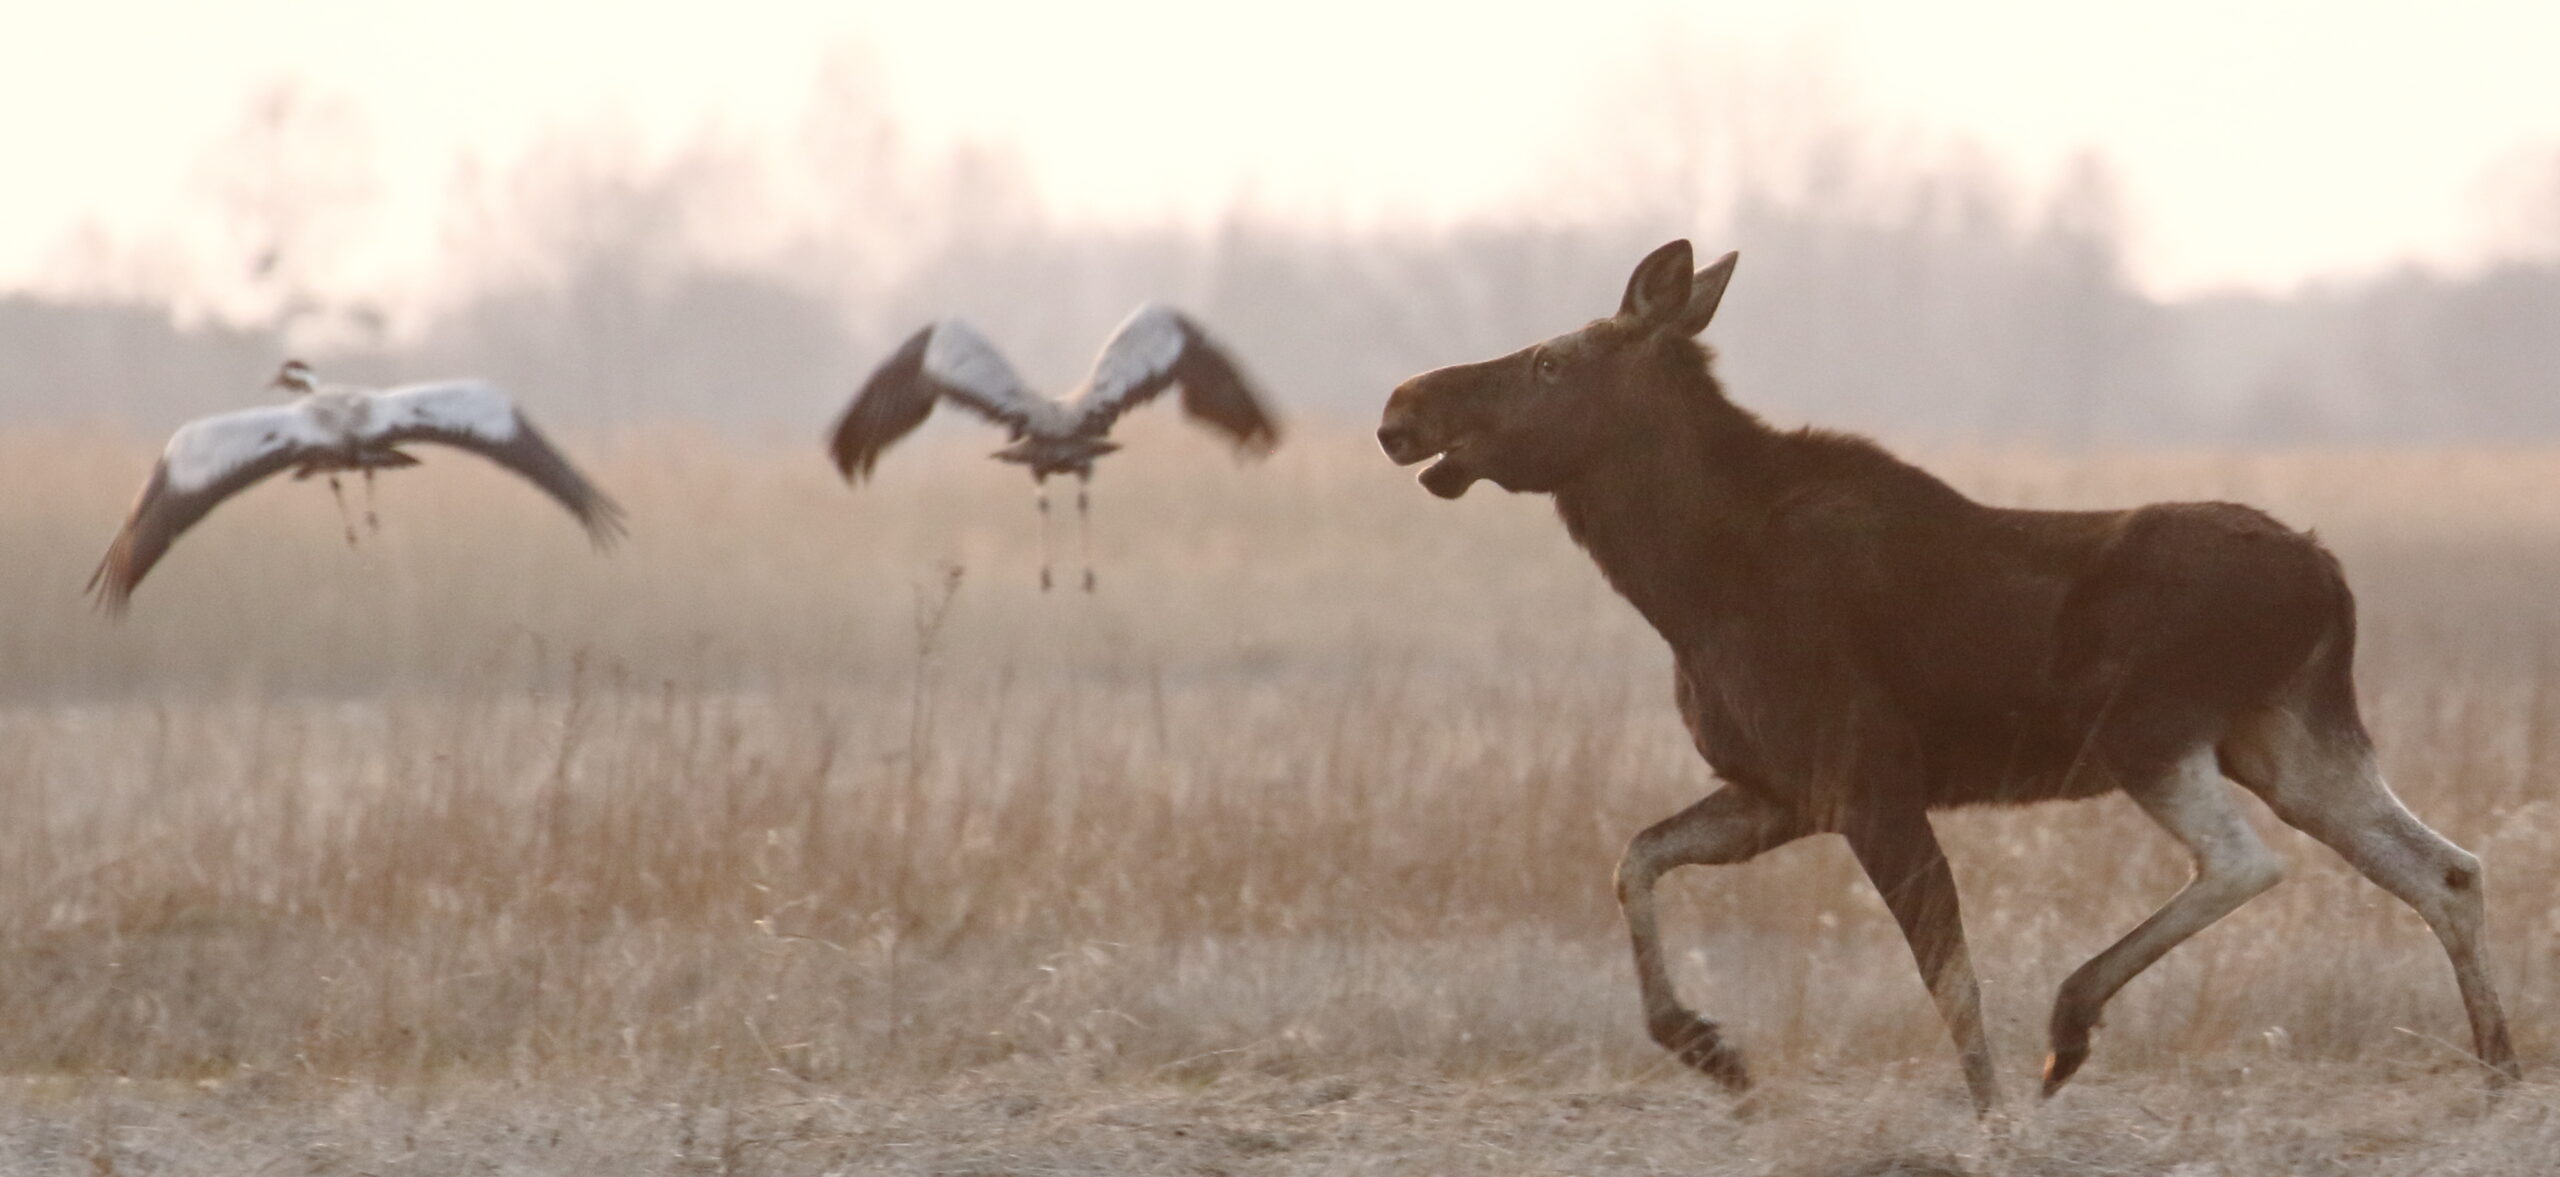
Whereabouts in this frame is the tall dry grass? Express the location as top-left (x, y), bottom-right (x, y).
top-left (0, 423), bottom-right (2555, 1111)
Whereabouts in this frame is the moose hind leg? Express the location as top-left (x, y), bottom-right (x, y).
top-left (2042, 749), bottom-right (2284, 1097)
top-left (1614, 787), bottom-right (1810, 1091)
top-left (1845, 810), bottom-right (2003, 1114)
top-left (2224, 711), bottom-right (2519, 1083)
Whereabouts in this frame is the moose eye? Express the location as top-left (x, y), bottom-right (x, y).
top-left (1535, 351), bottom-right (1561, 379)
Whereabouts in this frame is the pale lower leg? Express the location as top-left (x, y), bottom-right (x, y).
top-left (2266, 760), bottom-right (2517, 1081)
top-left (2043, 751), bottom-right (2285, 1096)
top-left (2226, 712), bottom-right (2519, 1083)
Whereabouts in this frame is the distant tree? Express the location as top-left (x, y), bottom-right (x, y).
top-left (792, 48), bottom-right (1042, 336)
top-left (191, 81), bottom-right (382, 344)
top-left (2023, 152), bottom-right (2160, 441)
top-left (14, 42), bottom-right (2560, 447)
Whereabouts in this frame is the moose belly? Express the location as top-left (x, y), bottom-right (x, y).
top-left (1920, 711), bottom-right (2128, 808)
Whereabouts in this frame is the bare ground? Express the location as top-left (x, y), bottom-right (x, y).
top-left (5, 1063), bottom-right (2556, 1175)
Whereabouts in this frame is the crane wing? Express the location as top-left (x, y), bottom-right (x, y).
top-left (828, 320), bottom-right (1048, 481)
top-left (1069, 305), bottom-right (1281, 453)
top-left (88, 403), bottom-right (333, 614)
top-left (362, 381), bottom-right (627, 546)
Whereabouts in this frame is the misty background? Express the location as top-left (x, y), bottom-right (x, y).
top-left (9, 45), bottom-right (2560, 448)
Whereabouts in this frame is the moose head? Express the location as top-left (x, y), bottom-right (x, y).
top-left (1377, 240), bottom-right (1737, 498)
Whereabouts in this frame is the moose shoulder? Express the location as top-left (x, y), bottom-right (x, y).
top-left (1377, 239), bottom-right (2516, 1113)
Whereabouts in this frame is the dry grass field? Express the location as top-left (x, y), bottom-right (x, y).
top-left (1, 421), bottom-right (2557, 1173)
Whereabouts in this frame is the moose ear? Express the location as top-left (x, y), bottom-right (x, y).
top-left (1672, 250), bottom-right (1738, 336)
top-left (1619, 239), bottom-right (1695, 328)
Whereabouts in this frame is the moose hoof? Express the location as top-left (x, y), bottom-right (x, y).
top-left (2043, 992), bottom-right (2100, 1098)
top-left (1650, 1011), bottom-right (1751, 1092)
top-left (2040, 1045), bottom-right (2089, 1098)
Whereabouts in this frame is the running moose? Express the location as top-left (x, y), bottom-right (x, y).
top-left (1375, 239), bottom-right (2517, 1112)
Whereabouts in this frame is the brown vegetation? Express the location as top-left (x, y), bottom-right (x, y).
top-left (0, 425), bottom-right (2555, 1171)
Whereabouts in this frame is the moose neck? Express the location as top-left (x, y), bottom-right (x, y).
top-left (1552, 348), bottom-right (1779, 650)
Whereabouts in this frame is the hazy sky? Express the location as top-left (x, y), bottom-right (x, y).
top-left (7, 0), bottom-right (2558, 301)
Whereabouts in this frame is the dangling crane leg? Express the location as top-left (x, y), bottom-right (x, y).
top-left (1036, 479), bottom-right (1054, 592)
top-left (1077, 474), bottom-right (1096, 593)
top-left (327, 474), bottom-right (359, 547)
top-left (362, 469), bottom-right (381, 534)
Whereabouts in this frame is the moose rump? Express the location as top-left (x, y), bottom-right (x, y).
top-left (1906, 500), bottom-right (2361, 811)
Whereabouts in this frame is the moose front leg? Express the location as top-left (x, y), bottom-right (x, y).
top-left (1614, 787), bottom-right (1811, 1090)
top-left (1845, 809), bottom-right (2001, 1114)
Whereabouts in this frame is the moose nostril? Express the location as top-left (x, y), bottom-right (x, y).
top-left (1377, 424), bottom-right (1412, 454)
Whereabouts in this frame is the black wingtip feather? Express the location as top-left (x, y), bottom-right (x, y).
top-left (83, 554), bottom-right (129, 618)
top-left (580, 495), bottom-right (631, 550)
top-left (830, 324), bottom-right (938, 484)
top-left (1169, 318), bottom-right (1284, 457)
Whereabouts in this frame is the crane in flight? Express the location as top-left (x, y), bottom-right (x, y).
top-left (828, 304), bottom-right (1281, 590)
top-left (88, 359), bottom-right (626, 614)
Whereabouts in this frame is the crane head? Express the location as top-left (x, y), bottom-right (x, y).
top-left (270, 359), bottom-right (317, 395)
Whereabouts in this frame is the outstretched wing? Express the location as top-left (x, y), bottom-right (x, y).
top-left (88, 403), bottom-right (332, 614)
top-left (1069, 305), bottom-right (1281, 453)
top-left (828, 320), bottom-right (1047, 481)
top-left (362, 381), bottom-right (627, 546)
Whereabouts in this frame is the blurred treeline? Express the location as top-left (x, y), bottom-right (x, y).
top-left (6, 64), bottom-right (2557, 445)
